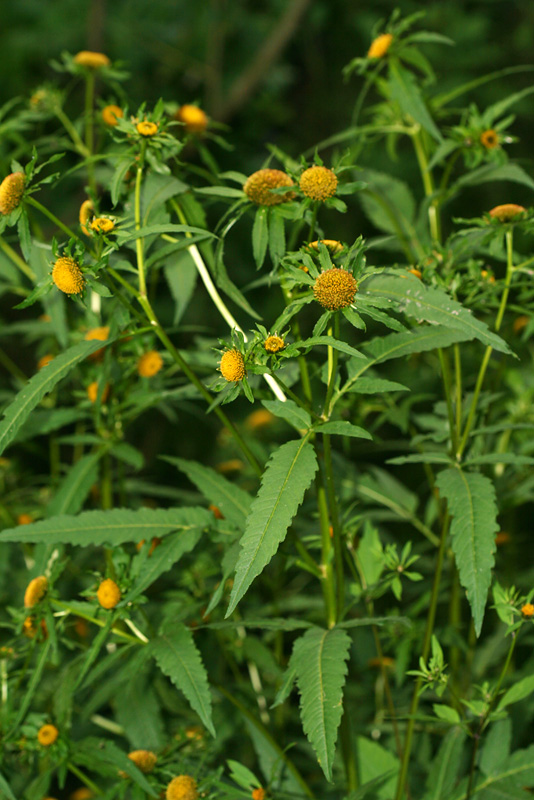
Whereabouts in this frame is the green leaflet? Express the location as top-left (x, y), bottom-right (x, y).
top-left (72, 738), bottom-right (158, 796)
top-left (15, 407), bottom-right (87, 443)
top-left (436, 469), bottom-right (498, 636)
top-left (453, 745), bottom-right (534, 800)
top-left (226, 438), bottom-right (318, 616)
top-left (389, 60), bottom-right (442, 142)
top-left (423, 727), bottom-right (467, 800)
top-left (151, 622), bottom-right (215, 735)
top-left (290, 626), bottom-right (351, 782)
top-left (116, 223), bottom-right (215, 243)
top-left (142, 173), bottom-right (189, 222)
top-left (261, 399), bottom-right (311, 432)
top-left (163, 456), bottom-right (252, 529)
top-left (314, 420), bottom-right (372, 440)
top-left (164, 249), bottom-right (198, 325)
top-left (498, 674), bottom-right (534, 711)
top-left (357, 169), bottom-right (416, 236)
top-left (0, 338), bottom-right (109, 457)
top-left (357, 736), bottom-right (400, 800)
top-left (364, 325), bottom-right (475, 364)
top-left (346, 377), bottom-right (409, 394)
top-left (253, 207), bottom-right (269, 268)
top-left (0, 506), bottom-right (213, 547)
top-left (361, 274), bottom-right (511, 354)
top-left (114, 678), bottom-right (164, 751)
top-left (455, 162), bottom-right (534, 192)
top-left (46, 450), bottom-right (103, 517)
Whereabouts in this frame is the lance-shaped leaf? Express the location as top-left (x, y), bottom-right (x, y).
top-left (226, 438), bottom-right (318, 616)
top-left (151, 623), bottom-right (215, 735)
top-left (424, 727), bottom-right (467, 800)
top-left (290, 626), bottom-right (351, 781)
top-left (46, 450), bottom-right (103, 517)
top-left (389, 60), bottom-right (442, 142)
top-left (436, 468), bottom-right (498, 636)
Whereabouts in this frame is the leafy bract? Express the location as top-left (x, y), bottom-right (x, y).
top-left (290, 626), bottom-right (351, 781)
top-left (436, 468), bottom-right (498, 636)
top-left (151, 622), bottom-right (215, 735)
top-left (226, 438), bottom-right (318, 616)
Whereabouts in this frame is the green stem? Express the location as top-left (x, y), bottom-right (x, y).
top-left (0, 344), bottom-right (28, 384)
top-left (25, 196), bottom-right (85, 245)
top-left (0, 235), bottom-right (36, 281)
top-left (453, 344), bottom-right (462, 442)
top-left (281, 282), bottom-right (313, 404)
top-left (67, 762), bottom-right (103, 797)
top-left (307, 202), bottom-right (319, 243)
top-left (411, 128), bottom-right (440, 244)
top-left (323, 314), bottom-right (339, 418)
top-left (340, 713), bottom-right (358, 791)
top-left (323, 434), bottom-right (344, 618)
top-left (51, 599), bottom-right (142, 644)
top-left (53, 106), bottom-right (90, 157)
top-left (316, 474), bottom-right (336, 628)
top-left (84, 71), bottom-right (97, 196)
top-left (438, 348), bottom-right (457, 453)
top-left (135, 140), bottom-right (148, 297)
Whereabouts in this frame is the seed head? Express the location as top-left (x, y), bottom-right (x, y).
top-left (166, 775), bottom-right (199, 800)
top-left (102, 104), bottom-right (123, 126)
top-left (73, 51), bottom-right (110, 69)
top-left (128, 750), bottom-right (158, 773)
top-left (308, 239), bottom-right (344, 253)
top-left (367, 33), bottom-right (394, 59)
top-left (176, 104), bottom-right (208, 133)
top-left (0, 172), bottom-right (25, 215)
top-left (97, 578), bottom-right (121, 609)
top-left (264, 335), bottom-right (285, 353)
top-left (521, 603), bottom-right (534, 618)
top-left (87, 381), bottom-right (110, 404)
top-left (91, 217), bottom-right (115, 234)
top-left (313, 267), bottom-right (357, 310)
top-left (243, 169), bottom-right (295, 206)
top-left (24, 576), bottom-right (48, 608)
top-left (219, 349), bottom-right (246, 382)
top-left (137, 120), bottom-right (159, 137)
top-left (137, 350), bottom-right (163, 377)
top-left (37, 354), bottom-right (54, 370)
top-left (52, 257), bottom-right (85, 295)
top-left (252, 790), bottom-right (266, 800)
top-left (299, 166), bottom-right (338, 201)
top-left (488, 204), bottom-right (527, 222)
top-left (37, 724), bottom-right (59, 746)
top-left (480, 129), bottom-right (499, 149)
top-left (18, 513), bottom-right (33, 525)
top-left (79, 199), bottom-right (94, 235)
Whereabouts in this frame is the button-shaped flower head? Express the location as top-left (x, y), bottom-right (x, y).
top-left (136, 120), bottom-right (159, 137)
top-left (74, 51), bottom-right (110, 69)
top-left (128, 750), bottom-right (158, 774)
top-left (102, 105), bottom-right (123, 126)
top-left (313, 267), bottom-right (358, 311)
top-left (264, 335), bottom-right (285, 353)
top-left (0, 172), bottom-right (25, 215)
top-left (137, 351), bottom-right (163, 378)
top-left (97, 578), bottom-right (121, 609)
top-left (176, 104), bottom-right (208, 134)
top-left (24, 576), bottom-right (48, 608)
top-left (219, 349), bottom-right (246, 382)
top-left (489, 204), bottom-right (527, 222)
top-left (37, 724), bottom-right (59, 746)
top-left (52, 257), bottom-right (85, 295)
top-left (299, 166), bottom-right (338, 202)
top-left (166, 775), bottom-right (199, 800)
top-left (243, 169), bottom-right (295, 206)
top-left (367, 33), bottom-right (394, 59)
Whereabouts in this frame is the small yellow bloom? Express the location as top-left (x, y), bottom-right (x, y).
top-left (52, 257), bottom-right (85, 295)
top-left (367, 33), bottom-right (394, 59)
top-left (137, 350), bottom-right (163, 377)
top-left (521, 603), bottom-right (534, 618)
top-left (166, 775), bottom-right (199, 800)
top-left (219, 349), bottom-right (246, 382)
top-left (495, 531), bottom-right (510, 546)
top-left (313, 267), bottom-right (358, 310)
top-left (252, 789), bottom-right (266, 800)
top-left (480, 129), bottom-right (499, 149)
top-left (85, 326), bottom-right (110, 361)
top-left (97, 578), bottom-right (121, 609)
top-left (37, 724), bottom-right (59, 746)
top-left (0, 172), bottom-right (25, 215)
top-left (73, 51), bottom-right (110, 69)
top-left (176, 104), bottom-right (208, 133)
top-left (409, 268), bottom-right (422, 279)
top-left (264, 335), bottom-right (285, 353)
top-left (17, 513), bottom-right (33, 525)
top-left (513, 315), bottom-right (529, 333)
top-left (299, 166), bottom-right (338, 202)
top-left (79, 199), bottom-right (94, 236)
top-left (481, 269), bottom-right (495, 283)
top-left (37, 353), bottom-right (54, 370)
top-left (243, 169), bottom-right (295, 206)
top-left (91, 217), bottom-right (115, 234)
top-left (245, 409), bottom-right (276, 430)
top-left (70, 788), bottom-right (94, 800)
top-left (23, 616), bottom-right (48, 639)
top-left (308, 239), bottom-right (344, 253)
top-left (87, 381), bottom-right (110, 404)
top-left (488, 204), bottom-right (527, 222)
top-left (127, 750), bottom-right (158, 773)
top-left (24, 576), bottom-right (48, 608)
top-left (102, 104), bottom-right (123, 126)
top-left (136, 120), bottom-right (159, 137)
top-left (215, 459), bottom-right (244, 473)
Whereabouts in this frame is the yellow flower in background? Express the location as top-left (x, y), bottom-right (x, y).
top-left (137, 350), bottom-right (163, 377)
top-left (219, 349), bottom-right (246, 382)
top-left (245, 409), bottom-right (276, 430)
top-left (37, 724), bottom-right (59, 746)
top-left (136, 120), bottom-right (159, 137)
top-left (367, 33), bottom-right (394, 59)
top-left (166, 775), bottom-right (199, 800)
top-left (52, 257), bottom-right (85, 295)
top-left (264, 335), bottom-right (285, 353)
top-left (87, 381), bottom-right (110, 403)
top-left (252, 789), bottom-right (266, 800)
top-left (176, 104), bottom-right (208, 133)
top-left (24, 576), bottom-right (48, 608)
top-left (102, 104), bottom-right (123, 126)
top-left (17, 513), bottom-right (34, 525)
top-left (521, 603), bottom-right (534, 618)
top-left (91, 217), bottom-right (115, 233)
top-left (74, 51), bottom-right (110, 69)
top-left (79, 198), bottom-right (94, 236)
top-left (69, 788), bottom-right (94, 800)
top-left (480, 129), bottom-right (499, 149)
top-left (313, 267), bottom-right (358, 310)
top-left (488, 204), bottom-right (526, 222)
top-left (243, 169), bottom-right (295, 206)
top-left (513, 315), bottom-right (529, 334)
top-left (0, 172), bottom-right (25, 215)
top-left (97, 578), bottom-right (121, 609)
top-left (37, 354), bottom-right (54, 370)
top-left (127, 750), bottom-right (158, 773)
top-left (299, 165), bottom-right (338, 201)
top-left (308, 239), bottom-right (344, 253)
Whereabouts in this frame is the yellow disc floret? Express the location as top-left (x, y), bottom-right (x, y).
top-left (24, 576), bottom-right (48, 608)
top-left (176, 104), bottom-right (208, 133)
top-left (128, 750), bottom-right (158, 773)
top-left (97, 578), bottom-right (121, 609)
top-left (219, 349), bottom-right (246, 382)
top-left (0, 172), bottom-right (25, 215)
top-left (79, 199), bottom-right (94, 236)
top-left (264, 335), bottom-right (285, 353)
top-left (91, 217), bottom-right (115, 234)
top-left (37, 724), bottom-right (59, 746)
top-left (166, 775), bottom-right (199, 800)
top-left (313, 267), bottom-right (358, 311)
top-left (52, 257), bottom-right (85, 295)
top-left (521, 603), bottom-right (534, 618)
top-left (480, 129), bottom-right (499, 149)
top-left (136, 121), bottom-right (159, 137)
top-left (73, 51), bottom-right (110, 69)
top-left (137, 351), bottom-right (163, 377)
top-left (252, 790), bottom-right (266, 800)
top-left (299, 166), bottom-right (338, 202)
top-left (243, 169), bottom-right (295, 206)
top-left (489, 204), bottom-right (527, 222)
top-left (367, 33), bottom-right (394, 59)
top-left (102, 104), bottom-right (123, 126)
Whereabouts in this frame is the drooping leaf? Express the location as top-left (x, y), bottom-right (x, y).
top-left (151, 622), bottom-right (215, 735)
top-left (455, 162), bottom-right (534, 192)
top-left (226, 438), bottom-right (318, 616)
top-left (346, 376), bottom-right (409, 394)
top-left (357, 169), bottom-right (416, 236)
top-left (268, 209), bottom-right (286, 266)
top-left (356, 735), bottom-right (399, 799)
top-left (164, 249), bottom-right (198, 325)
top-left (436, 468), bottom-right (498, 636)
top-left (290, 626), bottom-right (351, 781)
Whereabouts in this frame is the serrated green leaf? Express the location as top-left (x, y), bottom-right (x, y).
top-left (464, 453), bottom-right (534, 467)
top-left (111, 442), bottom-right (145, 470)
top-left (0, 339), bottom-right (108, 456)
top-left (114, 678), bottom-right (164, 750)
top-left (459, 745), bottom-right (534, 800)
top-left (436, 469), bottom-right (498, 636)
top-left (290, 626), bottom-right (351, 781)
top-left (73, 738), bottom-right (158, 796)
top-left (433, 704), bottom-right (460, 723)
top-left (424, 727), bottom-right (467, 800)
top-left (315, 420), bottom-right (372, 440)
top-left (261, 399), bottom-right (311, 432)
top-left (118, 223), bottom-right (215, 243)
top-left (455, 162), bottom-right (534, 192)
top-left (297, 335), bottom-right (366, 360)
top-left (364, 325), bottom-right (474, 365)
top-left (358, 169), bottom-right (416, 236)
top-left (142, 173), bottom-right (189, 221)
top-left (357, 735), bottom-right (399, 799)
top-left (110, 156), bottom-right (135, 206)
top-left (164, 249), bottom-right (198, 324)
top-left (252, 207), bottom-right (269, 269)
top-left (389, 60), bottom-right (442, 141)
top-left (480, 719), bottom-right (512, 777)
top-left (15, 407), bottom-right (87, 443)
top-left (151, 622), bottom-right (215, 735)
top-left (163, 456), bottom-right (252, 529)
top-left (46, 450), bottom-right (103, 517)
top-left (0, 506), bottom-right (213, 546)
top-left (226, 438), bottom-right (318, 616)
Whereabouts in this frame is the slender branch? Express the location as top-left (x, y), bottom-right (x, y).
top-left (0, 235), bottom-right (36, 281)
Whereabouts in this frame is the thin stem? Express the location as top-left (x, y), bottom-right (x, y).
top-left (453, 344), bottom-right (462, 442)
top-left (26, 196), bottom-right (85, 245)
top-left (411, 128), bottom-right (440, 244)
top-left (84, 71), bottom-right (97, 196)
top-left (438, 348), bottom-right (457, 453)
top-left (316, 474), bottom-right (336, 628)
top-left (307, 202), bottom-right (319, 242)
top-left (0, 235), bottom-right (36, 281)
top-left (281, 282), bottom-right (313, 403)
top-left (323, 434), bottom-right (344, 618)
top-left (67, 763), bottom-right (102, 797)
top-left (51, 599), bottom-right (142, 644)
top-left (135, 140), bottom-right (148, 297)
top-left (53, 106), bottom-right (90, 157)
top-left (323, 314), bottom-right (339, 418)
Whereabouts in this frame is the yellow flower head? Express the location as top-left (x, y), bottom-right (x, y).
top-left (489, 203), bottom-right (527, 222)
top-left (245, 409), bottom-right (275, 430)
top-left (219, 349), bottom-right (246, 382)
top-left (409, 268), bottom-right (422, 279)
top-left (252, 789), bottom-right (266, 800)
top-left (176, 104), bottom-right (208, 133)
top-left (128, 750), bottom-right (158, 774)
top-left (264, 335), bottom-right (285, 353)
top-left (480, 129), bottom-right (499, 149)
top-left (308, 239), bottom-right (344, 254)
top-left (23, 616), bottom-right (48, 639)
top-left (521, 603), bottom-right (534, 618)
top-left (37, 354), bottom-right (54, 370)
top-left (136, 120), bottom-right (159, 137)
top-left (166, 775), bottom-right (199, 800)
top-left (243, 169), bottom-right (295, 206)
top-left (17, 513), bottom-right (33, 525)
top-left (87, 381), bottom-right (110, 404)
top-left (313, 268), bottom-right (358, 310)
top-left (52, 257), bottom-right (85, 295)
top-left (299, 166), bottom-right (338, 202)
top-left (91, 217), bottom-right (115, 234)
top-left (137, 350), bottom-right (163, 378)
top-left (85, 326), bottom-right (110, 361)
top-left (0, 172), bottom-right (25, 215)
top-left (24, 576), bottom-right (48, 608)
top-left (73, 51), bottom-right (110, 69)
top-left (513, 315), bottom-right (529, 334)
top-left (79, 199), bottom-right (94, 236)
top-left (70, 788), bottom-right (94, 800)
top-left (102, 104), bottom-right (123, 126)
top-left (97, 578), bottom-right (121, 609)
top-left (367, 33), bottom-right (394, 59)
top-left (37, 723), bottom-right (59, 746)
